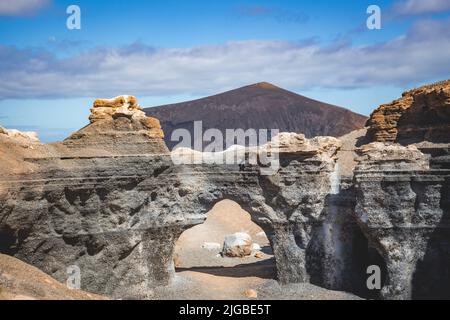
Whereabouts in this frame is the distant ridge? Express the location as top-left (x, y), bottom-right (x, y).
top-left (144, 82), bottom-right (368, 149)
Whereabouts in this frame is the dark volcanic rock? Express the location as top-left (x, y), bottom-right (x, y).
top-left (0, 96), bottom-right (179, 298)
top-left (0, 96), bottom-right (362, 299)
top-left (358, 80), bottom-right (450, 299)
top-left (1, 80), bottom-right (450, 300)
top-left (144, 82), bottom-right (368, 149)
top-left (353, 143), bottom-right (450, 299)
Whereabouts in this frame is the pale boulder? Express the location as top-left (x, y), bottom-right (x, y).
top-left (222, 232), bottom-right (253, 257)
top-left (89, 95), bottom-right (147, 123)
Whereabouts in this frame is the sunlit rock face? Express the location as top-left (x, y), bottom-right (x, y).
top-left (222, 232), bottom-right (253, 257)
top-left (69, 95), bottom-right (166, 155)
top-left (0, 80), bottom-right (449, 300)
top-left (0, 96), bottom-right (357, 298)
top-left (355, 80), bottom-right (450, 299)
top-left (89, 95), bottom-right (144, 123)
top-left (354, 143), bottom-right (450, 299)
top-left (366, 80), bottom-right (450, 144)
top-left (0, 97), bottom-right (177, 299)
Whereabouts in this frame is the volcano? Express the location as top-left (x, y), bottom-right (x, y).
top-left (144, 82), bottom-right (368, 149)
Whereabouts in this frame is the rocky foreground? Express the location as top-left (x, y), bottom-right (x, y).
top-left (0, 80), bottom-right (449, 300)
top-left (0, 254), bottom-right (104, 300)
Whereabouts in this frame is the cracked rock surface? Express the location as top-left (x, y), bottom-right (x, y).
top-left (1, 81), bottom-right (450, 300)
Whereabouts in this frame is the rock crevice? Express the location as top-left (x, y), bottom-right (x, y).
top-left (1, 81), bottom-right (450, 299)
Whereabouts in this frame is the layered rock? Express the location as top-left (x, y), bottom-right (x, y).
top-left (0, 105), bottom-right (361, 298)
top-left (366, 80), bottom-right (450, 144)
top-left (89, 95), bottom-right (143, 123)
top-left (354, 142), bottom-right (450, 299)
top-left (1, 81), bottom-right (449, 300)
top-left (0, 96), bottom-right (177, 298)
top-left (69, 95), bottom-right (165, 154)
top-left (353, 81), bottom-right (450, 299)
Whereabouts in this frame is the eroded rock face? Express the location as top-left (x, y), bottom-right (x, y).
top-left (0, 96), bottom-right (358, 299)
top-left (1, 82), bottom-right (449, 300)
top-left (222, 232), bottom-right (253, 257)
top-left (356, 142), bottom-right (430, 170)
top-left (366, 80), bottom-right (450, 144)
top-left (354, 142), bottom-right (450, 299)
top-left (264, 133), bottom-right (342, 158)
top-left (0, 97), bottom-right (177, 299)
top-left (89, 95), bottom-right (144, 123)
top-left (352, 81), bottom-right (450, 299)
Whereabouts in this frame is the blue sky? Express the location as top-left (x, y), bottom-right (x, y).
top-left (1, 0), bottom-right (450, 142)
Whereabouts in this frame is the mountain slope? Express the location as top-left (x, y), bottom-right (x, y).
top-left (144, 82), bottom-right (368, 149)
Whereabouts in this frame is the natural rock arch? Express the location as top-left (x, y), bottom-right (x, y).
top-left (1, 82), bottom-right (450, 300)
top-left (173, 199), bottom-right (274, 273)
top-left (0, 96), bottom-right (366, 299)
top-left (0, 105), bottom-right (351, 298)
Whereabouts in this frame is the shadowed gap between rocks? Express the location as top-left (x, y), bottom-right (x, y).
top-left (305, 181), bottom-right (388, 299)
top-left (411, 178), bottom-right (450, 299)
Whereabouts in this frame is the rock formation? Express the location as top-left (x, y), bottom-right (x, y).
top-left (366, 80), bottom-right (450, 144)
top-left (0, 97), bottom-right (175, 298)
top-left (222, 232), bottom-right (253, 258)
top-left (0, 254), bottom-right (104, 300)
top-left (354, 80), bottom-right (450, 299)
top-left (0, 96), bottom-right (355, 298)
top-left (0, 80), bottom-right (449, 300)
top-left (89, 95), bottom-right (144, 123)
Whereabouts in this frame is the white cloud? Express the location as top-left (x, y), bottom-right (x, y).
top-left (394, 0), bottom-right (450, 15)
top-left (0, 18), bottom-right (449, 100)
top-left (0, 0), bottom-right (50, 16)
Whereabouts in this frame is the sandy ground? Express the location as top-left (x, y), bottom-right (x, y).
top-left (0, 200), bottom-right (362, 300)
top-left (167, 200), bottom-right (362, 300)
top-left (0, 254), bottom-right (104, 300)
top-left (174, 200), bottom-right (273, 268)
top-left (151, 268), bottom-right (361, 300)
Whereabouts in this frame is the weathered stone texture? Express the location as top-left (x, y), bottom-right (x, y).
top-left (0, 97), bottom-right (359, 298)
top-left (356, 81), bottom-right (450, 299)
top-left (366, 80), bottom-right (450, 144)
top-left (1, 81), bottom-right (450, 300)
top-left (354, 143), bottom-right (450, 299)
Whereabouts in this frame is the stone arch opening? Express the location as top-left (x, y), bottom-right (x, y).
top-left (173, 199), bottom-right (277, 282)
